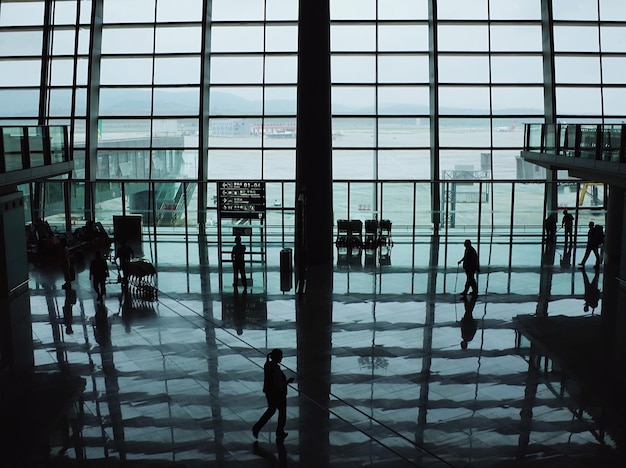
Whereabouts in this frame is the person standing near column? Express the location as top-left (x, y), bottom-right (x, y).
top-left (561, 209), bottom-right (574, 250)
top-left (231, 235), bottom-right (247, 293)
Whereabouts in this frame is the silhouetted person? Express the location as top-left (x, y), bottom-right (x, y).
top-left (90, 250), bottom-right (109, 301)
top-left (561, 209), bottom-right (574, 249)
top-left (543, 214), bottom-right (557, 244)
top-left (582, 268), bottom-right (600, 314)
top-left (115, 240), bottom-right (135, 284)
top-left (252, 349), bottom-right (294, 443)
top-left (458, 239), bottom-right (479, 296)
top-left (460, 294), bottom-right (478, 349)
top-left (579, 221), bottom-right (601, 268)
top-left (232, 235), bottom-right (247, 292)
top-left (63, 285), bottom-right (77, 335)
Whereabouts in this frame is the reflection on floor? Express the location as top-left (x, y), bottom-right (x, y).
top-left (2, 237), bottom-right (625, 467)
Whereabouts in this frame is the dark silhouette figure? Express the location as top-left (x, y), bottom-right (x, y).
top-left (252, 349), bottom-right (294, 443)
top-left (579, 221), bottom-right (601, 268)
top-left (232, 235), bottom-right (247, 292)
top-left (582, 268), bottom-right (601, 314)
top-left (115, 240), bottom-right (135, 284)
top-left (458, 239), bottom-right (479, 296)
top-left (62, 286), bottom-right (77, 335)
top-left (561, 209), bottom-right (574, 249)
top-left (460, 294), bottom-right (478, 349)
top-left (543, 214), bottom-right (557, 244)
top-left (89, 250), bottom-right (109, 301)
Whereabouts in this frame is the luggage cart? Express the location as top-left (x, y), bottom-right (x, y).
top-left (124, 259), bottom-right (158, 302)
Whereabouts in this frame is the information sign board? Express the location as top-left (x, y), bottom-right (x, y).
top-left (217, 181), bottom-right (266, 219)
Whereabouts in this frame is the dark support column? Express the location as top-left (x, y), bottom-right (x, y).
top-left (295, 2), bottom-right (333, 464)
top-left (295, 0), bottom-right (333, 288)
top-left (602, 186), bottom-right (626, 364)
top-left (84, 0), bottom-right (104, 222)
top-left (428, 0), bottom-right (441, 232)
top-left (197, 0), bottom-right (212, 228)
top-left (0, 188), bottom-right (33, 372)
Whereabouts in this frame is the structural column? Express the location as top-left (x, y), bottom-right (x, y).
top-left (295, 0), bottom-right (333, 289)
top-left (602, 186), bottom-right (626, 364)
top-left (0, 189), bottom-right (33, 371)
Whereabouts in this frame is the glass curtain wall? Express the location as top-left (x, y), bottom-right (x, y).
top-left (1, 0), bottom-right (625, 264)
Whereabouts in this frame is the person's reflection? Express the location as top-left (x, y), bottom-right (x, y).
top-left (233, 293), bottom-right (247, 335)
top-left (93, 302), bottom-right (126, 461)
top-left (559, 247), bottom-right (572, 269)
top-left (541, 240), bottom-right (556, 266)
top-left (460, 294), bottom-right (478, 349)
top-left (582, 268), bottom-right (601, 315)
top-left (63, 285), bottom-right (77, 335)
top-left (118, 287), bottom-right (134, 333)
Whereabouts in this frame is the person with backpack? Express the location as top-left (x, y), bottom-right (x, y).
top-left (579, 221), bottom-right (603, 268)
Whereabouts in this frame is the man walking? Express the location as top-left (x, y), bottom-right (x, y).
top-left (458, 239), bottom-right (480, 296)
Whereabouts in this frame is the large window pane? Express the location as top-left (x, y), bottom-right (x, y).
top-left (265, 56), bottom-right (298, 84)
top-left (378, 0), bottom-right (428, 20)
top-left (210, 26), bottom-right (265, 53)
top-left (101, 27), bottom-right (154, 54)
top-left (490, 0), bottom-right (541, 20)
top-left (603, 89), bottom-right (626, 116)
top-left (552, 0), bottom-right (598, 20)
top-left (438, 25), bottom-right (488, 52)
top-left (266, 25), bottom-right (298, 52)
top-left (491, 87), bottom-right (544, 115)
top-left (332, 118), bottom-right (375, 148)
top-left (208, 150), bottom-right (262, 179)
top-left (555, 57), bottom-right (601, 84)
top-left (103, 0), bottom-right (156, 23)
top-left (378, 55), bottom-right (429, 84)
top-left (263, 150), bottom-right (295, 179)
top-left (156, 27), bottom-right (202, 53)
top-left (156, 0), bottom-right (203, 22)
top-left (100, 58), bottom-right (153, 85)
top-left (210, 56), bottom-right (263, 84)
top-left (209, 87), bottom-right (263, 116)
top-left (0, 31), bottom-right (42, 56)
top-left (554, 26), bottom-right (599, 53)
top-left (99, 88), bottom-right (152, 116)
top-left (378, 118), bottom-right (429, 148)
top-left (0, 60), bottom-right (42, 86)
top-left (491, 56), bottom-right (543, 84)
top-left (332, 86), bottom-right (376, 115)
top-left (378, 24), bottom-right (428, 52)
top-left (439, 86), bottom-right (490, 114)
top-left (154, 57), bottom-right (200, 85)
top-left (332, 56), bottom-right (376, 84)
top-left (378, 150), bottom-right (430, 179)
top-left (490, 25), bottom-right (542, 52)
top-left (333, 150), bottom-right (376, 179)
top-left (331, 25), bottom-right (376, 52)
top-left (154, 88), bottom-right (199, 116)
top-left (556, 88), bottom-right (602, 115)
top-left (440, 118), bottom-right (491, 147)
top-left (378, 86), bottom-right (428, 115)
top-left (438, 56), bottom-right (490, 83)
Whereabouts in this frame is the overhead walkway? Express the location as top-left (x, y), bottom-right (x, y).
top-left (0, 125), bottom-right (72, 188)
top-left (520, 123), bottom-right (626, 187)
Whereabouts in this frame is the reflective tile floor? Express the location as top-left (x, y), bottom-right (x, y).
top-left (2, 236), bottom-right (625, 467)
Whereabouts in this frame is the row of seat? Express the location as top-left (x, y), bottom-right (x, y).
top-left (335, 219), bottom-right (393, 253)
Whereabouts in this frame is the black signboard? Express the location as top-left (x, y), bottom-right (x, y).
top-left (218, 181), bottom-right (266, 219)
